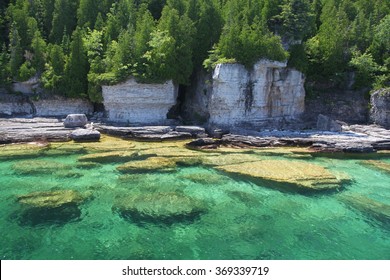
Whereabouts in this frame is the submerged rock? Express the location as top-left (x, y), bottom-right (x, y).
top-left (78, 151), bottom-right (138, 163)
top-left (17, 190), bottom-right (86, 208)
top-left (113, 192), bottom-right (207, 224)
top-left (217, 160), bottom-right (350, 192)
top-left (361, 160), bottom-right (390, 174)
top-left (12, 160), bottom-right (72, 175)
top-left (117, 157), bottom-right (177, 173)
top-left (15, 190), bottom-right (89, 226)
top-left (338, 194), bottom-right (390, 224)
top-left (179, 172), bottom-right (228, 185)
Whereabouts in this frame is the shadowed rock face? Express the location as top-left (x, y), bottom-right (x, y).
top-left (113, 192), bottom-right (207, 225)
top-left (15, 190), bottom-right (89, 226)
top-left (217, 160), bottom-right (350, 192)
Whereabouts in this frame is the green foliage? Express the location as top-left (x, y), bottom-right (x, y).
top-left (64, 27), bottom-right (88, 98)
top-left (287, 43), bottom-right (308, 73)
top-left (1, 0), bottom-right (389, 101)
top-left (18, 61), bottom-right (36, 81)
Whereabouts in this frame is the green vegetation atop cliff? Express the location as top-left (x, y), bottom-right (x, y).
top-left (0, 0), bottom-right (389, 101)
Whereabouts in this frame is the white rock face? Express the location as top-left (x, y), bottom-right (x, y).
top-left (34, 96), bottom-right (94, 117)
top-left (0, 101), bottom-right (32, 116)
top-left (209, 60), bottom-right (305, 127)
top-left (102, 78), bottom-right (178, 124)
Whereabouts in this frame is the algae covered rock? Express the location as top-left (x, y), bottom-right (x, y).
top-left (12, 160), bottom-right (72, 175)
top-left (217, 160), bottom-right (350, 192)
top-left (15, 190), bottom-right (90, 226)
top-left (17, 190), bottom-right (87, 208)
top-left (179, 172), bottom-right (228, 185)
top-left (361, 160), bottom-right (390, 174)
top-left (117, 157), bottom-right (177, 173)
top-left (78, 151), bottom-right (139, 163)
top-left (338, 194), bottom-right (390, 224)
top-left (113, 192), bottom-right (207, 224)
top-left (201, 153), bottom-right (261, 166)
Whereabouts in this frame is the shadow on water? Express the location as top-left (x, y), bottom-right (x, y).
top-left (12, 203), bottom-right (82, 227)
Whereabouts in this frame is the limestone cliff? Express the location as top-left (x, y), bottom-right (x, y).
top-left (370, 89), bottom-right (390, 129)
top-left (208, 60), bottom-right (305, 128)
top-left (102, 78), bottom-right (178, 124)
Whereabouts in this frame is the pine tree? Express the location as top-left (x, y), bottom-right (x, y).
top-left (64, 27), bottom-right (88, 98)
top-left (31, 30), bottom-right (46, 73)
top-left (9, 22), bottom-right (23, 79)
top-left (78, 0), bottom-right (99, 29)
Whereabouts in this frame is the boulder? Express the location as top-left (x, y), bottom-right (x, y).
top-left (70, 129), bottom-right (101, 141)
top-left (370, 89), bottom-right (390, 129)
top-left (217, 160), bottom-right (350, 192)
top-left (186, 138), bottom-right (221, 149)
top-left (64, 114), bottom-right (88, 128)
top-left (113, 192), bottom-right (207, 224)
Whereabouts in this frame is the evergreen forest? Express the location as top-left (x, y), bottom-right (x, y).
top-left (0, 0), bottom-right (389, 102)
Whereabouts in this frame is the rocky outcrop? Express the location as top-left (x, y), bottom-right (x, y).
top-left (33, 96), bottom-right (93, 117)
top-left (95, 124), bottom-right (206, 140)
top-left (370, 89), bottom-right (390, 129)
top-left (188, 124), bottom-right (390, 153)
top-left (0, 93), bottom-right (93, 117)
top-left (0, 118), bottom-right (72, 143)
top-left (102, 78), bottom-right (178, 124)
top-left (207, 60), bottom-right (305, 128)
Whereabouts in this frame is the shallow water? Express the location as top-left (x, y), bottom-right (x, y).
top-left (0, 137), bottom-right (389, 260)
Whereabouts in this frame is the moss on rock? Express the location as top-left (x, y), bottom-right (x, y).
top-left (78, 151), bottom-right (139, 163)
top-left (217, 160), bottom-right (350, 192)
top-left (113, 192), bottom-right (207, 224)
top-left (117, 157), bottom-right (178, 173)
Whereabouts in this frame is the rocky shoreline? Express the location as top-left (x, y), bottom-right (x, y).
top-left (1, 117), bottom-right (390, 153)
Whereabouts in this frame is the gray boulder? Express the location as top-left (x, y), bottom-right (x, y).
top-left (64, 114), bottom-right (88, 128)
top-left (70, 129), bottom-right (101, 141)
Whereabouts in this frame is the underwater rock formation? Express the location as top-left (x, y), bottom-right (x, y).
top-left (15, 190), bottom-right (89, 226)
top-left (361, 160), bottom-right (390, 174)
top-left (217, 160), bottom-right (350, 192)
top-left (113, 192), bottom-right (207, 224)
top-left (116, 157), bottom-right (178, 173)
top-left (78, 151), bottom-right (138, 163)
top-left (338, 194), bottom-right (390, 224)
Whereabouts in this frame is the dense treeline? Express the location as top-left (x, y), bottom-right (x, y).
top-left (0, 0), bottom-right (389, 102)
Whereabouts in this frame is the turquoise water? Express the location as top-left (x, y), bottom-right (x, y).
top-left (0, 141), bottom-right (389, 260)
